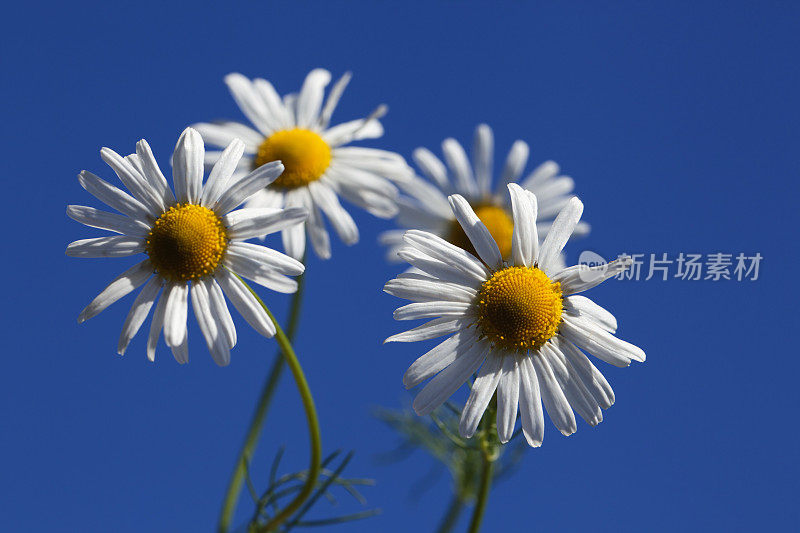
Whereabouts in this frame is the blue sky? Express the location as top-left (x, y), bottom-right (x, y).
top-left (1, 1), bottom-right (798, 531)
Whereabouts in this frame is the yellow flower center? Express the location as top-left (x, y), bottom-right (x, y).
top-left (254, 128), bottom-right (332, 190)
top-left (448, 203), bottom-right (514, 259)
top-left (146, 204), bottom-right (228, 282)
top-left (476, 266), bottom-right (563, 352)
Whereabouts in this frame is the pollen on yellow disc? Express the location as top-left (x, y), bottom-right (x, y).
top-left (448, 204), bottom-right (514, 259)
top-left (146, 204), bottom-right (228, 282)
top-left (476, 266), bottom-right (563, 352)
top-left (254, 128), bottom-right (332, 190)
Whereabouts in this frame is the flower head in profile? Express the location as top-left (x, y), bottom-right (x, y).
top-left (381, 124), bottom-right (588, 267)
top-left (67, 127), bottom-right (308, 366)
top-left (384, 184), bottom-right (644, 447)
top-left (193, 69), bottom-right (412, 260)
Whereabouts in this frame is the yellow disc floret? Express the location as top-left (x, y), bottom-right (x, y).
top-left (254, 128), bottom-right (332, 190)
top-left (476, 266), bottom-right (563, 352)
top-left (448, 203), bottom-right (514, 260)
top-left (146, 204), bottom-right (228, 282)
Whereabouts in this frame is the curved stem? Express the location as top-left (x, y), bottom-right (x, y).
top-left (217, 273), bottom-right (306, 533)
top-left (467, 414), bottom-right (495, 533)
top-left (243, 279), bottom-right (321, 533)
top-left (436, 495), bottom-right (465, 533)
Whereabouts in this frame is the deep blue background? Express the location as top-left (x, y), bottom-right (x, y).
top-left (2, 1), bottom-right (798, 531)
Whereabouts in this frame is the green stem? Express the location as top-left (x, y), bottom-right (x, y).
top-left (217, 273), bottom-right (306, 533)
top-left (242, 278), bottom-right (321, 533)
top-left (436, 495), bottom-right (465, 533)
top-left (467, 413), bottom-right (495, 533)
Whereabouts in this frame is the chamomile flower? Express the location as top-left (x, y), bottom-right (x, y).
top-left (380, 124), bottom-right (589, 266)
top-left (384, 184), bottom-right (644, 447)
top-left (67, 127), bottom-right (308, 366)
top-left (193, 69), bottom-right (413, 260)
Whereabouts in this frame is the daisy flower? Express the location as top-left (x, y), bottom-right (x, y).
top-left (380, 124), bottom-right (589, 266)
top-left (384, 184), bottom-right (644, 447)
top-left (67, 127), bottom-right (308, 366)
top-left (193, 69), bottom-right (413, 260)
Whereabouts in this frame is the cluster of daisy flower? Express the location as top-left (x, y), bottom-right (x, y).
top-left (67, 68), bottom-right (644, 458)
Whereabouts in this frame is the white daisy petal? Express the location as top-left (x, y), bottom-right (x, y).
top-left (532, 353), bottom-right (577, 436)
top-left (403, 328), bottom-right (479, 389)
top-left (214, 161), bottom-right (285, 214)
top-left (171, 333), bottom-right (189, 365)
top-left (77, 260), bottom-right (153, 322)
top-left (281, 190), bottom-right (308, 260)
top-left (296, 68), bottom-right (331, 128)
top-left (394, 197), bottom-right (449, 229)
top-left (318, 71), bottom-right (352, 128)
top-left (191, 280), bottom-right (230, 366)
top-left (66, 236), bottom-right (145, 258)
top-left (125, 154), bottom-right (145, 176)
top-left (117, 277), bottom-right (162, 355)
top-left (207, 278), bottom-right (237, 349)
top-left (67, 205), bottom-right (150, 236)
top-left (201, 139), bottom-right (246, 208)
top-left (301, 189), bottom-right (331, 259)
top-left (554, 334), bottom-right (615, 408)
top-left (403, 230), bottom-right (490, 281)
top-left (535, 195), bottom-right (573, 220)
top-left (497, 140), bottom-right (529, 193)
top-left (308, 181), bottom-right (358, 245)
top-left (77, 170), bottom-right (151, 221)
top-left (283, 93), bottom-right (297, 124)
top-left (245, 188), bottom-right (284, 210)
top-left (533, 177), bottom-right (575, 202)
top-left (521, 160), bottom-right (560, 190)
top-left (216, 268), bottom-right (276, 337)
top-left (252, 78), bottom-right (293, 130)
top-left (224, 73), bottom-right (275, 135)
top-left (384, 277), bottom-right (476, 303)
top-left (560, 315), bottom-right (645, 366)
top-left (412, 147), bottom-right (450, 191)
top-left (224, 254), bottom-right (298, 294)
top-left (508, 184), bottom-right (538, 267)
top-left (538, 197), bottom-right (583, 275)
top-left (100, 147), bottom-right (163, 215)
top-left (322, 117), bottom-right (384, 147)
top-left (394, 176), bottom-right (451, 216)
top-left (543, 344), bottom-right (602, 426)
top-left (553, 257), bottom-right (632, 294)
top-left (564, 295), bottom-right (618, 333)
top-left (393, 301), bottom-right (472, 321)
top-left (193, 121), bottom-right (263, 151)
top-left (163, 282), bottom-right (189, 352)
top-left (412, 340), bottom-right (488, 416)
top-left (227, 242), bottom-right (305, 276)
top-left (472, 124), bottom-right (493, 195)
top-left (448, 194), bottom-right (503, 269)
top-left (337, 183), bottom-right (399, 219)
top-left (459, 354), bottom-right (503, 438)
top-left (496, 355), bottom-right (521, 443)
top-left (332, 149), bottom-right (411, 182)
top-left (397, 247), bottom-right (484, 287)
top-left (224, 206), bottom-right (307, 240)
top-left (384, 317), bottom-right (465, 344)
top-left (135, 139), bottom-right (176, 206)
top-left (325, 164), bottom-right (401, 200)
top-left (171, 128), bottom-right (204, 204)
top-left (442, 138), bottom-right (478, 197)
top-left (519, 356), bottom-right (545, 447)
top-left (146, 284), bottom-right (169, 362)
